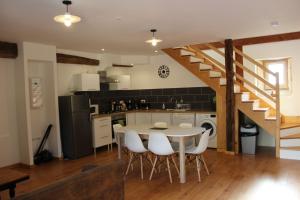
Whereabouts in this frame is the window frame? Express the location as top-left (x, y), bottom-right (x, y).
top-left (263, 58), bottom-right (289, 90)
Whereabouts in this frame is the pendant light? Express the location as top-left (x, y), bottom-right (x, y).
top-left (54, 0), bottom-right (81, 27)
top-left (145, 29), bottom-right (162, 46)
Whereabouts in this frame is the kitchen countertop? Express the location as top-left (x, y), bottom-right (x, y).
top-left (92, 109), bottom-right (216, 119)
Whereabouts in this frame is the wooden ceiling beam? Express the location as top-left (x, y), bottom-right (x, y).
top-left (191, 31), bottom-right (300, 50)
top-left (0, 41), bottom-right (18, 58)
top-left (56, 53), bottom-right (100, 66)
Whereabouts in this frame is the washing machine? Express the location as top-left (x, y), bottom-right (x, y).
top-left (196, 113), bottom-right (217, 148)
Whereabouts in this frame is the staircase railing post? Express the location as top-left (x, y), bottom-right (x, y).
top-left (225, 39), bottom-right (235, 152)
top-left (275, 73), bottom-right (280, 157)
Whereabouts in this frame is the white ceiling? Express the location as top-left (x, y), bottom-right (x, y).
top-left (0, 0), bottom-right (300, 55)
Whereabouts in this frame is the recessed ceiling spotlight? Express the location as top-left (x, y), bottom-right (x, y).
top-left (54, 0), bottom-right (81, 27)
top-left (271, 21), bottom-right (280, 27)
top-left (101, 48), bottom-right (105, 52)
top-left (154, 50), bottom-right (158, 53)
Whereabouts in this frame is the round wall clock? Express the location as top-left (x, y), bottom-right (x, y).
top-left (158, 65), bottom-right (170, 78)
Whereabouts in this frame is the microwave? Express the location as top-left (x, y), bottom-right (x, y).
top-left (90, 104), bottom-right (99, 115)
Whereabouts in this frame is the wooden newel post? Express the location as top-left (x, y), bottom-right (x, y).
top-left (225, 39), bottom-right (235, 151)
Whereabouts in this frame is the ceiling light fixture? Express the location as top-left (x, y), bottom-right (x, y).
top-left (145, 29), bottom-right (162, 46)
top-left (54, 0), bottom-right (81, 27)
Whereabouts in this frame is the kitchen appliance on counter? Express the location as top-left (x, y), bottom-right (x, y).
top-left (58, 95), bottom-right (93, 159)
top-left (139, 99), bottom-right (150, 110)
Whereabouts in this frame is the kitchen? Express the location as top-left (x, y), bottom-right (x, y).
top-left (58, 54), bottom-right (217, 159)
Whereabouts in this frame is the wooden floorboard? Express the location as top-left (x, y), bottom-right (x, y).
top-left (1, 147), bottom-right (300, 200)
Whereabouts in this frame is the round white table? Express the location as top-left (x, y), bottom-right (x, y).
top-left (116, 124), bottom-right (205, 183)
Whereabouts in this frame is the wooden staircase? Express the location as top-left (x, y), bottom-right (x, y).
top-left (163, 43), bottom-right (300, 160)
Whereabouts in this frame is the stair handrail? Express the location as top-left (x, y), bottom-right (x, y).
top-left (186, 41), bottom-right (281, 157)
top-left (203, 42), bottom-right (278, 102)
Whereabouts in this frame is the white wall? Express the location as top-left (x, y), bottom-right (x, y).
top-left (106, 54), bottom-right (206, 89)
top-left (244, 40), bottom-right (300, 116)
top-left (15, 42), bottom-right (61, 165)
top-left (28, 61), bottom-right (57, 154)
top-left (0, 58), bottom-right (20, 167)
top-left (57, 49), bottom-right (120, 95)
top-left (240, 40), bottom-right (300, 146)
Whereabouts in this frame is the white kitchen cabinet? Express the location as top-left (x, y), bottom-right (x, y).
top-left (126, 113), bottom-right (136, 125)
top-left (74, 73), bottom-right (100, 91)
top-left (135, 112), bottom-right (152, 125)
top-left (109, 75), bottom-right (131, 90)
top-left (151, 113), bottom-right (171, 125)
top-left (172, 113), bottom-right (195, 126)
top-left (92, 116), bottom-right (112, 152)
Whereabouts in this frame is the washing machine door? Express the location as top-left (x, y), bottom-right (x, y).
top-left (199, 119), bottom-right (217, 139)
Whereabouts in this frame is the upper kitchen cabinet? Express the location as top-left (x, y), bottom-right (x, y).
top-left (109, 75), bottom-right (131, 90)
top-left (74, 73), bottom-right (100, 91)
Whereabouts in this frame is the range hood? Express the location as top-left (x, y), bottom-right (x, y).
top-left (98, 71), bottom-right (119, 83)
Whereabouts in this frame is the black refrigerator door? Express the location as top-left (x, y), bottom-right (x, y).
top-left (71, 95), bottom-right (90, 112)
top-left (72, 111), bottom-right (93, 158)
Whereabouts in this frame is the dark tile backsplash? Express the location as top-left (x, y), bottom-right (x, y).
top-left (75, 87), bottom-right (216, 113)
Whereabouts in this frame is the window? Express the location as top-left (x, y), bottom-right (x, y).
top-left (263, 58), bottom-right (289, 90)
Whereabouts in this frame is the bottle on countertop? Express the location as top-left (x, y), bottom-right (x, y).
top-left (162, 103), bottom-right (165, 110)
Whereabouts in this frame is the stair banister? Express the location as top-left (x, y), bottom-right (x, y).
top-left (275, 72), bottom-right (280, 157)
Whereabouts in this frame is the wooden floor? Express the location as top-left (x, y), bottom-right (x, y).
top-left (2, 147), bottom-right (300, 200)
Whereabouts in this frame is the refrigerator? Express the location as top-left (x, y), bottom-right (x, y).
top-left (58, 95), bottom-right (93, 159)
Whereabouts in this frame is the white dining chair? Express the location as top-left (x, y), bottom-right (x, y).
top-left (113, 123), bottom-right (123, 145)
top-left (124, 130), bottom-right (149, 179)
top-left (148, 132), bottom-right (179, 183)
top-left (171, 123), bottom-right (195, 151)
top-left (185, 129), bottom-right (211, 182)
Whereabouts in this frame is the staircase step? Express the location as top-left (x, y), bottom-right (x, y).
top-left (234, 84), bottom-right (240, 93)
top-left (199, 63), bottom-right (212, 70)
top-left (241, 92), bottom-right (250, 101)
top-left (281, 133), bottom-right (300, 139)
top-left (180, 49), bottom-right (195, 56)
top-left (281, 138), bottom-right (300, 147)
top-left (265, 116), bottom-right (277, 121)
top-left (219, 78), bottom-right (226, 86)
top-left (280, 148), bottom-right (300, 160)
top-left (209, 71), bottom-right (222, 78)
top-left (281, 126), bottom-right (300, 138)
top-left (190, 56), bottom-right (204, 63)
top-left (281, 147), bottom-right (300, 151)
top-left (173, 47), bottom-right (186, 49)
top-left (253, 107), bottom-right (269, 112)
top-left (281, 123), bottom-right (300, 130)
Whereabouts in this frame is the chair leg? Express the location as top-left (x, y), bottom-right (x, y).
top-left (171, 155), bottom-right (179, 177)
top-left (201, 154), bottom-right (210, 175)
top-left (149, 156), bottom-right (158, 180)
top-left (166, 157), bottom-right (173, 183)
top-left (125, 152), bottom-right (133, 175)
top-left (196, 156), bottom-right (201, 182)
top-left (140, 155), bottom-right (144, 180)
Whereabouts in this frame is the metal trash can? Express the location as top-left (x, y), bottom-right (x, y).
top-left (240, 124), bottom-right (258, 154)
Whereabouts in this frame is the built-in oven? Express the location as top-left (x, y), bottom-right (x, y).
top-left (111, 113), bottom-right (126, 143)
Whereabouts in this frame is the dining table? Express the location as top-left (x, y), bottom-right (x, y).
top-left (116, 124), bottom-right (205, 183)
